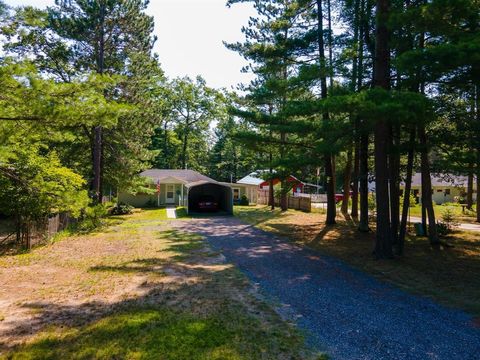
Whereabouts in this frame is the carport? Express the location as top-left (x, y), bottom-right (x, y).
top-left (186, 180), bottom-right (233, 214)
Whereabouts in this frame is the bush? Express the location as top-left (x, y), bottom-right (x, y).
top-left (75, 203), bottom-right (109, 232)
top-left (400, 192), bottom-right (417, 207)
top-left (109, 203), bottom-right (134, 215)
top-left (436, 222), bottom-right (450, 236)
top-left (145, 198), bottom-right (157, 208)
top-left (239, 195), bottom-right (249, 206)
top-left (440, 208), bottom-right (459, 232)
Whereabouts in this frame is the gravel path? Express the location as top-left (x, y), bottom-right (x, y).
top-left (174, 217), bottom-right (480, 360)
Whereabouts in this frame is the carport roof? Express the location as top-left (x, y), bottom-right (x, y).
top-left (185, 180), bottom-right (227, 189)
top-left (140, 169), bottom-right (223, 186)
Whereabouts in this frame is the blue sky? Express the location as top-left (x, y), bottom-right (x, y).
top-left (4, 0), bottom-right (255, 90)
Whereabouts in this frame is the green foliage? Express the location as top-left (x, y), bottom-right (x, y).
top-left (400, 192), bottom-right (417, 208)
top-left (109, 203), bottom-right (134, 216)
top-left (239, 195), bottom-right (250, 206)
top-left (151, 76), bottom-right (224, 173)
top-left (440, 208), bottom-right (460, 233)
top-left (0, 147), bottom-right (89, 222)
top-left (74, 204), bottom-right (110, 233)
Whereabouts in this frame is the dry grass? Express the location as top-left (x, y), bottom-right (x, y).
top-left (0, 209), bottom-right (320, 359)
top-left (235, 205), bottom-right (480, 317)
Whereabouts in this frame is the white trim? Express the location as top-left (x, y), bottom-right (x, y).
top-left (181, 185), bottom-right (184, 206)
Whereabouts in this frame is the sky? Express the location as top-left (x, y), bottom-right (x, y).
top-left (4, 0), bottom-right (255, 90)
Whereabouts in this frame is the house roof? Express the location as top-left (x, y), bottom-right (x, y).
top-left (140, 169), bottom-right (219, 185)
top-left (237, 171), bottom-right (308, 187)
top-left (407, 173), bottom-right (475, 187)
top-left (237, 174), bottom-right (264, 186)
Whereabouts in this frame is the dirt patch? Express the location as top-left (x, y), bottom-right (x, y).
top-left (0, 210), bottom-right (315, 359)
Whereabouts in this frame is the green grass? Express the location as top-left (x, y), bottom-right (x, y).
top-left (8, 306), bottom-right (307, 360)
top-left (2, 208), bottom-right (321, 360)
top-left (233, 206), bottom-right (284, 225)
top-left (408, 203), bottom-right (477, 223)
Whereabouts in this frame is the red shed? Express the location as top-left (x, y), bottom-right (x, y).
top-left (259, 175), bottom-right (304, 194)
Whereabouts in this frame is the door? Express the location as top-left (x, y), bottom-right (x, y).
top-left (166, 184), bottom-right (175, 204)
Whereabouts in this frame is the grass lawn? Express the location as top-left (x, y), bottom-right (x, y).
top-left (234, 206), bottom-right (480, 317)
top-left (408, 203), bottom-right (478, 223)
top-left (0, 209), bottom-right (320, 360)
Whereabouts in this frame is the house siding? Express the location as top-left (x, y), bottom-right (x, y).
top-left (119, 183), bottom-right (187, 208)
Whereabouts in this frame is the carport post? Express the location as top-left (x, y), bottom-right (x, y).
top-left (181, 185), bottom-right (184, 206)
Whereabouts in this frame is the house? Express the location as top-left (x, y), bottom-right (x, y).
top-left (228, 173), bottom-right (264, 204)
top-left (119, 169), bottom-right (233, 214)
top-left (259, 175), bottom-right (305, 194)
top-left (400, 173), bottom-right (477, 205)
top-left (229, 171), bottom-right (321, 204)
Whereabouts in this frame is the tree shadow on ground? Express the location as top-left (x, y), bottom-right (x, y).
top-left (233, 209), bottom-right (480, 316)
top-left (1, 228), bottom-right (311, 360)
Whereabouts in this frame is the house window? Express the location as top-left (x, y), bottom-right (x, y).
top-left (437, 189), bottom-right (443, 193)
top-left (233, 188), bottom-right (240, 201)
top-left (445, 189), bottom-right (451, 195)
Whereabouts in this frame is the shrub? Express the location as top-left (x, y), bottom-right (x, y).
top-left (440, 208), bottom-right (459, 232)
top-left (75, 203), bottom-right (109, 232)
top-left (145, 198), bottom-right (157, 208)
top-left (109, 203), bottom-right (134, 215)
top-left (239, 195), bottom-right (249, 206)
top-left (399, 192), bottom-right (417, 207)
top-left (436, 222), bottom-right (450, 236)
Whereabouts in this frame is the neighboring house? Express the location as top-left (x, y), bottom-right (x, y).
top-left (230, 171), bottom-right (321, 204)
top-left (230, 173), bottom-right (264, 204)
top-left (119, 169), bottom-right (233, 214)
top-left (400, 173), bottom-right (477, 205)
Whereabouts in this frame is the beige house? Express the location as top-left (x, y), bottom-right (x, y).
top-left (401, 173), bottom-right (477, 205)
top-left (119, 169), bottom-right (233, 214)
top-left (229, 173), bottom-right (264, 204)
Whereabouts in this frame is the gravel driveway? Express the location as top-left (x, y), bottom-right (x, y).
top-left (174, 217), bottom-right (480, 360)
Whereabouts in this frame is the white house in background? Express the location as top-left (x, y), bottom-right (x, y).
top-left (400, 173), bottom-right (477, 205)
top-left (227, 172), bottom-right (264, 204)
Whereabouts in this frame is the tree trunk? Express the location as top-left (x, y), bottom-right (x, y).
top-left (351, 0), bottom-right (362, 220)
top-left (269, 179), bottom-right (275, 210)
top-left (92, 125), bottom-right (103, 203)
top-left (398, 126), bottom-right (415, 254)
top-left (373, 0), bottom-right (392, 258)
top-left (476, 161), bottom-right (480, 222)
top-left (421, 198), bottom-right (427, 235)
top-left (15, 213), bottom-right (21, 244)
top-left (316, 0), bottom-right (336, 225)
top-left (182, 130), bottom-right (189, 169)
top-left (351, 138), bottom-right (360, 218)
top-left (389, 125), bottom-right (400, 246)
top-left (269, 152), bottom-right (275, 210)
top-left (475, 83), bottom-right (480, 222)
top-left (341, 147), bottom-right (353, 214)
top-left (418, 124), bottom-right (439, 245)
top-left (467, 166), bottom-right (473, 209)
top-left (358, 130), bottom-right (370, 232)
top-left (466, 167), bottom-right (473, 209)
top-left (280, 181), bottom-right (288, 212)
top-left (92, 2), bottom-right (106, 204)
top-left (325, 154), bottom-right (337, 224)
